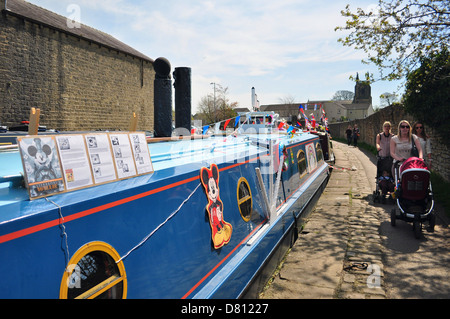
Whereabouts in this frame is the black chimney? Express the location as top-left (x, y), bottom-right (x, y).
top-left (153, 57), bottom-right (172, 138)
top-left (173, 67), bottom-right (192, 135)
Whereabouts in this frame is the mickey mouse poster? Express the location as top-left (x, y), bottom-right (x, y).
top-left (200, 164), bottom-right (232, 249)
top-left (18, 136), bottom-right (65, 199)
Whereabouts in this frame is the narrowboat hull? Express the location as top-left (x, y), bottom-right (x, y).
top-left (0, 131), bottom-right (329, 298)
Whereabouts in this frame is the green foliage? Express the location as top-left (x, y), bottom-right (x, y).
top-left (403, 48), bottom-right (450, 145)
top-left (335, 0), bottom-right (450, 82)
top-left (197, 84), bottom-right (238, 124)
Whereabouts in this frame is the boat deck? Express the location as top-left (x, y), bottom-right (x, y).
top-left (0, 132), bottom-right (313, 216)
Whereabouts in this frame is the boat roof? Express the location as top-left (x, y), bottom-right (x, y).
top-left (0, 131), bottom-right (319, 223)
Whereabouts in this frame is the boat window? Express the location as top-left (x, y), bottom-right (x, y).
top-left (60, 242), bottom-right (127, 299)
top-left (297, 150), bottom-right (307, 178)
top-left (237, 177), bottom-right (252, 222)
top-left (316, 142), bottom-right (323, 162)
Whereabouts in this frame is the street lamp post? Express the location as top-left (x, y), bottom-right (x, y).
top-left (210, 82), bottom-right (216, 120)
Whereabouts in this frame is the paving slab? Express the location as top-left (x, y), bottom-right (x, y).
top-left (260, 142), bottom-right (387, 299)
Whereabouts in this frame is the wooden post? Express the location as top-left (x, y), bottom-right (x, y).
top-left (129, 112), bottom-right (138, 132)
top-left (28, 107), bottom-right (40, 135)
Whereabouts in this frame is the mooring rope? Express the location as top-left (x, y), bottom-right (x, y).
top-left (328, 164), bottom-right (357, 171)
top-left (46, 197), bottom-right (70, 270)
top-left (116, 182), bottom-right (202, 263)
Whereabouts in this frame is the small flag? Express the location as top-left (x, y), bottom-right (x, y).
top-left (311, 114), bottom-right (316, 129)
top-left (234, 115), bottom-right (241, 128)
top-left (299, 105), bottom-right (305, 115)
top-left (305, 117), bottom-right (310, 130)
top-left (202, 125), bottom-right (209, 135)
top-left (223, 119), bottom-right (231, 130)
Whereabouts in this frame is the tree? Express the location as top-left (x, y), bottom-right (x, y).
top-left (197, 84), bottom-right (238, 124)
top-left (335, 0), bottom-right (450, 81)
top-left (379, 92), bottom-right (399, 106)
top-left (403, 48), bottom-right (450, 145)
top-left (331, 90), bottom-right (354, 101)
top-left (278, 94), bottom-right (297, 105)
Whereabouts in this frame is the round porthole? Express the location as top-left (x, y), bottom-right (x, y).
top-left (237, 177), bottom-right (253, 222)
top-left (60, 241), bottom-right (127, 299)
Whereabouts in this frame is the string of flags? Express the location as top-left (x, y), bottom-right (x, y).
top-left (298, 103), bottom-right (329, 132)
top-left (196, 102), bottom-right (330, 136)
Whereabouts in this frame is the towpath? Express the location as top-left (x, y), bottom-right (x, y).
top-left (260, 141), bottom-right (450, 299)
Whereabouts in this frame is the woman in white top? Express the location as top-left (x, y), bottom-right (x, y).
top-left (390, 120), bottom-right (423, 177)
top-left (412, 121), bottom-right (432, 169)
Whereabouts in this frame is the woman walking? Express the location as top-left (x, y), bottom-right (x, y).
top-left (390, 120), bottom-right (423, 177)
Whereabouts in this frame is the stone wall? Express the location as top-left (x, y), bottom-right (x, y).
top-left (328, 104), bottom-right (450, 182)
top-left (0, 13), bottom-right (155, 131)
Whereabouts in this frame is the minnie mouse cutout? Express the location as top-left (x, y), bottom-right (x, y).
top-left (200, 164), bottom-right (232, 249)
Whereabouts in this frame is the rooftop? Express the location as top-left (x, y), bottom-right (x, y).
top-left (2, 0), bottom-right (153, 62)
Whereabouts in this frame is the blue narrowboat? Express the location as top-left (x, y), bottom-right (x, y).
top-left (0, 113), bottom-right (330, 299)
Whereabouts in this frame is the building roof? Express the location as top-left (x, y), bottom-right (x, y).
top-left (2, 0), bottom-right (153, 62)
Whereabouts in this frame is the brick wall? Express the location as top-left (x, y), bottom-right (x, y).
top-left (328, 104), bottom-right (450, 182)
top-left (0, 13), bottom-right (155, 132)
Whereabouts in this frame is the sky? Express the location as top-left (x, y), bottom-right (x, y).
top-left (27, 0), bottom-right (404, 114)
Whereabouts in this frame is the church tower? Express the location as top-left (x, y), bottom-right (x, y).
top-left (353, 73), bottom-right (372, 104)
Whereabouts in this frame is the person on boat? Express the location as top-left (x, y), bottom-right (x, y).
top-left (412, 121), bottom-right (432, 169)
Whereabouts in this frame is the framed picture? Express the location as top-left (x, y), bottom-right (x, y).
top-left (18, 136), bottom-right (65, 199)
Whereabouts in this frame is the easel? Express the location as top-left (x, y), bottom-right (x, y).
top-left (28, 107), bottom-right (40, 135)
top-left (129, 112), bottom-right (138, 132)
top-left (27, 108), bottom-right (139, 134)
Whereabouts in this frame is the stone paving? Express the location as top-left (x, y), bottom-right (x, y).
top-left (260, 142), bottom-right (387, 299)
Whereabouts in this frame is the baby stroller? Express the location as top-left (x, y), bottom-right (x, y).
top-left (373, 155), bottom-right (394, 203)
top-left (390, 157), bottom-right (435, 239)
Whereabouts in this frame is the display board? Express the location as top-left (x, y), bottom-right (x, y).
top-left (18, 132), bottom-right (153, 200)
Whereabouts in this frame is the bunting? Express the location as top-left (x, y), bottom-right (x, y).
top-left (299, 105), bottom-right (305, 115)
top-left (223, 118), bottom-right (231, 130)
top-left (310, 113), bottom-right (316, 129)
top-left (234, 115), bottom-right (241, 128)
top-left (277, 122), bottom-right (285, 130)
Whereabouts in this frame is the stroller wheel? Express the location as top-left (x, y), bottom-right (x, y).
top-left (427, 213), bottom-right (436, 232)
top-left (413, 220), bottom-right (422, 239)
top-left (372, 191), bottom-right (378, 203)
top-left (390, 209), bottom-right (396, 226)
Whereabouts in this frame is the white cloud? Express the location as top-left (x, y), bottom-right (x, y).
top-left (27, 0), bottom-right (402, 112)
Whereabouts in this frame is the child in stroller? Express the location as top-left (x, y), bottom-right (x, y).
top-left (390, 157), bottom-right (435, 239)
top-left (373, 156), bottom-right (394, 203)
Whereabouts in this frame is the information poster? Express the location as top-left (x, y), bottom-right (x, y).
top-left (18, 136), bottom-right (66, 199)
top-left (18, 132), bottom-right (153, 200)
top-left (85, 134), bottom-right (118, 184)
top-left (56, 135), bottom-right (94, 191)
top-left (130, 132), bottom-right (153, 175)
top-left (305, 142), bottom-right (318, 173)
top-left (109, 133), bottom-right (137, 179)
